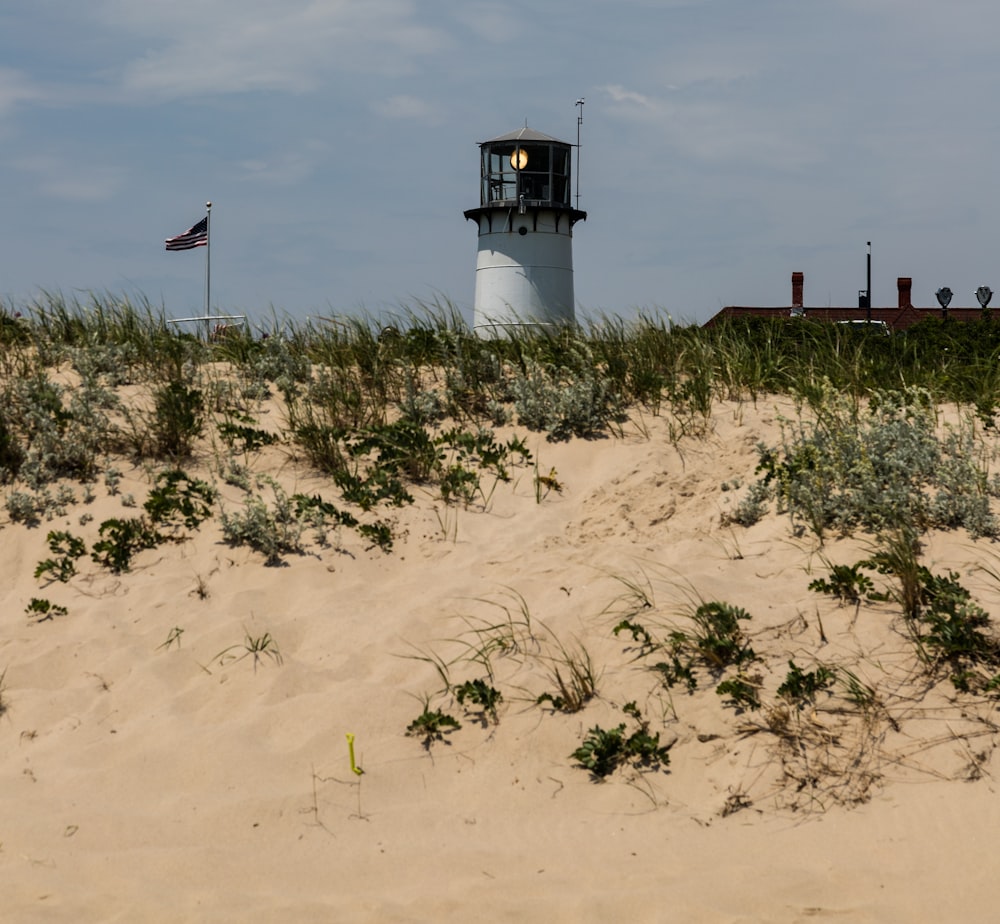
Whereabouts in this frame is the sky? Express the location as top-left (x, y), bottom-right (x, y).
top-left (2, 0), bottom-right (1000, 328)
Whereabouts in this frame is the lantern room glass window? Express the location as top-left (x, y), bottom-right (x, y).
top-left (480, 142), bottom-right (572, 208)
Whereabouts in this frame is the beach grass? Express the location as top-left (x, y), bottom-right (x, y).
top-left (5, 290), bottom-right (1000, 806)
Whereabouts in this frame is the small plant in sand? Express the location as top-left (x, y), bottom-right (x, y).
top-left (610, 600), bottom-right (755, 694)
top-left (90, 516), bottom-right (161, 573)
top-left (331, 466), bottom-right (413, 511)
top-left (217, 417), bottom-right (280, 455)
top-left (536, 637), bottom-right (598, 713)
top-left (6, 489), bottom-right (43, 525)
top-left (220, 478), bottom-right (304, 565)
top-left (157, 626), bottom-right (185, 651)
top-left (214, 630), bottom-right (283, 672)
top-left (451, 588), bottom-right (540, 682)
top-left (652, 653), bottom-right (698, 692)
top-left (149, 380), bottom-right (204, 459)
top-left (837, 667), bottom-right (879, 713)
top-left (25, 597), bottom-right (68, 621)
top-left (292, 492), bottom-right (359, 547)
top-left (328, 420), bottom-right (528, 515)
top-left (808, 562), bottom-right (874, 605)
top-left (908, 570), bottom-right (1000, 693)
top-left (859, 526), bottom-right (998, 684)
top-left (288, 499), bottom-right (394, 552)
top-left (686, 601), bottom-right (756, 671)
top-left (777, 660), bottom-right (836, 706)
top-left (862, 526), bottom-right (926, 625)
top-left (605, 569), bottom-right (656, 619)
top-left (612, 618), bottom-right (657, 653)
top-left (454, 678), bottom-right (503, 725)
top-left (34, 530), bottom-right (87, 583)
top-left (436, 428), bottom-right (530, 507)
top-left (406, 705), bottom-right (461, 749)
top-left (727, 481), bottom-right (771, 528)
top-left (103, 466), bottom-right (123, 496)
top-left (7, 486), bottom-right (76, 526)
top-left (716, 674), bottom-right (763, 712)
top-left (358, 519), bottom-right (395, 552)
top-left (533, 464), bottom-right (563, 503)
top-left (143, 469), bottom-right (216, 533)
top-left (437, 462), bottom-right (479, 507)
top-left (191, 573), bottom-right (211, 600)
top-left (571, 702), bottom-right (671, 778)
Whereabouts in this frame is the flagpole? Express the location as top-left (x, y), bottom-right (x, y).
top-left (205, 201), bottom-right (212, 333)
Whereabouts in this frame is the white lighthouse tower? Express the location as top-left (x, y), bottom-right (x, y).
top-left (464, 126), bottom-right (587, 336)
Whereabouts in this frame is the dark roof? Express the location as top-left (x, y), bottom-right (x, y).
top-left (479, 127), bottom-right (570, 146)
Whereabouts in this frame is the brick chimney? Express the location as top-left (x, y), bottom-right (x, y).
top-left (792, 271), bottom-right (804, 308)
top-left (897, 277), bottom-right (912, 309)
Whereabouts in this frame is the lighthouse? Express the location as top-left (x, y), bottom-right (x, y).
top-left (464, 126), bottom-right (587, 336)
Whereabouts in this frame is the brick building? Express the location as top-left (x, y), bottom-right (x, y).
top-left (705, 273), bottom-right (987, 331)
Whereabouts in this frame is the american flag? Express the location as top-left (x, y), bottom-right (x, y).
top-left (165, 217), bottom-right (208, 251)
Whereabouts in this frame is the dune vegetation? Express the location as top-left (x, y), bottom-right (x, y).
top-left (5, 290), bottom-right (1000, 816)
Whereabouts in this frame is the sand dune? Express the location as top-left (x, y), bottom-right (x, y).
top-left (2, 395), bottom-right (998, 922)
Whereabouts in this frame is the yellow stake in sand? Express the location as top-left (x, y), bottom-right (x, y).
top-left (346, 733), bottom-right (363, 776)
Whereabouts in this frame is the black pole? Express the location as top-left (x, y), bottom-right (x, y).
top-left (205, 201), bottom-right (212, 332)
top-left (866, 241), bottom-right (872, 323)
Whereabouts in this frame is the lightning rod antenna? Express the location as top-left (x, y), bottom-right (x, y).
top-left (575, 98), bottom-right (585, 209)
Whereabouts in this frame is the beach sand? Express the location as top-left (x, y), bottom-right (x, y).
top-left (2, 395), bottom-right (997, 922)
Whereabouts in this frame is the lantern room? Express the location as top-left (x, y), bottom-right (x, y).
top-left (477, 128), bottom-right (574, 208)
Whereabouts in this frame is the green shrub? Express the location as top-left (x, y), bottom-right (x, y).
top-left (91, 517), bottom-right (161, 573)
top-left (6, 486), bottom-right (76, 525)
top-left (406, 708), bottom-right (461, 749)
top-left (35, 530), bottom-right (87, 583)
top-left (150, 381), bottom-right (204, 458)
top-left (143, 469), bottom-right (216, 531)
top-left (217, 419), bottom-right (280, 454)
top-left (220, 482), bottom-right (304, 565)
top-left (25, 597), bottom-right (68, 620)
top-left (571, 702), bottom-right (671, 778)
top-left (743, 386), bottom-right (1000, 538)
top-left (0, 374), bottom-right (116, 487)
top-left (777, 661), bottom-right (835, 705)
top-left (716, 675), bottom-right (762, 711)
top-left (512, 355), bottom-right (624, 441)
top-left (357, 520), bottom-right (394, 552)
top-left (611, 602), bottom-right (754, 693)
top-left (688, 602), bottom-right (756, 669)
top-left (454, 678), bottom-right (503, 725)
top-left (652, 654), bottom-right (698, 692)
top-left (808, 563), bottom-right (875, 605)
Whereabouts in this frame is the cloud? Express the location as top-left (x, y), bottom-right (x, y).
top-left (0, 67), bottom-right (44, 116)
top-left (603, 84), bottom-right (660, 110)
top-left (94, 0), bottom-right (451, 99)
top-left (453, 2), bottom-right (523, 43)
top-left (13, 154), bottom-right (123, 201)
top-left (372, 94), bottom-right (441, 121)
top-left (598, 81), bottom-right (822, 171)
top-left (235, 141), bottom-right (331, 186)
top-left (837, 0), bottom-right (1000, 47)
